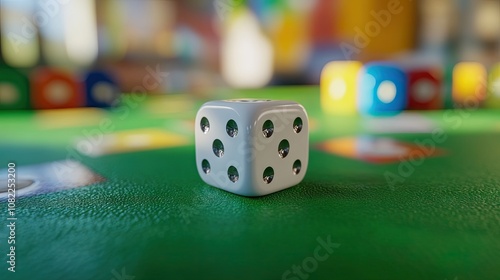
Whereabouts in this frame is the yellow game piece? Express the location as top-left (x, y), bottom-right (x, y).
top-left (452, 62), bottom-right (487, 106)
top-left (320, 61), bottom-right (362, 115)
top-left (486, 63), bottom-right (500, 108)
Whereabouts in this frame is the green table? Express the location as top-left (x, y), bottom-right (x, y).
top-left (0, 86), bottom-right (499, 280)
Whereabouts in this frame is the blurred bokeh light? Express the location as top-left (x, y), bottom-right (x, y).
top-left (1, 0), bottom-right (499, 94)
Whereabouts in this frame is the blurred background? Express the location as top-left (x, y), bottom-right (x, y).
top-left (1, 0), bottom-right (499, 96)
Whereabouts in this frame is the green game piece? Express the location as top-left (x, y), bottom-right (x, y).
top-left (0, 66), bottom-right (30, 110)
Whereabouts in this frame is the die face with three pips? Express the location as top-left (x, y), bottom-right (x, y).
top-left (195, 99), bottom-right (309, 197)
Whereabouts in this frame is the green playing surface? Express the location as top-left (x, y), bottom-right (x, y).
top-left (1, 86), bottom-right (499, 280)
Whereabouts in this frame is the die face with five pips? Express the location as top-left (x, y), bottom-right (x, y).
top-left (195, 99), bottom-right (309, 197)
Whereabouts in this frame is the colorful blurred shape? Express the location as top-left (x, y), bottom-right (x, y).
top-left (320, 61), bottom-right (362, 115)
top-left (473, 0), bottom-right (500, 45)
top-left (269, 5), bottom-right (310, 74)
top-left (31, 68), bottom-right (84, 109)
top-left (84, 71), bottom-right (121, 108)
top-left (62, 0), bottom-right (98, 66)
top-left (0, 67), bottom-right (30, 110)
top-left (0, 1), bottom-right (39, 67)
top-left (358, 63), bottom-right (408, 116)
top-left (221, 8), bottom-right (273, 88)
top-left (309, 0), bottom-right (337, 45)
top-left (407, 68), bottom-right (443, 110)
top-left (336, 0), bottom-right (417, 59)
top-left (36, 0), bottom-right (70, 67)
top-left (452, 62), bottom-right (487, 107)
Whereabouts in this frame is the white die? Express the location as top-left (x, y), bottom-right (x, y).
top-left (195, 99), bottom-right (309, 196)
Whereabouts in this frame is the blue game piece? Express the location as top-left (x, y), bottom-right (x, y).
top-left (357, 63), bottom-right (408, 115)
top-left (84, 71), bottom-right (120, 107)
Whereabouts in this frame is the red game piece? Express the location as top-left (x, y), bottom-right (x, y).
top-left (31, 68), bottom-right (84, 109)
top-left (407, 68), bottom-right (443, 110)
